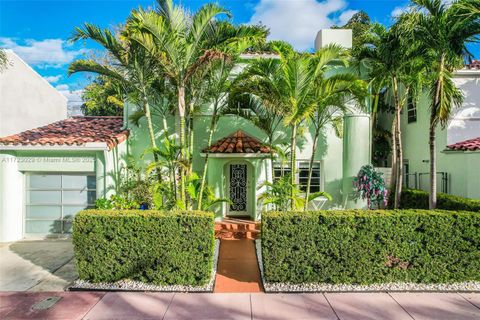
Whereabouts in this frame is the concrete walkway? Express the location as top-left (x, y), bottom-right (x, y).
top-left (0, 240), bottom-right (77, 291)
top-left (0, 292), bottom-right (478, 319)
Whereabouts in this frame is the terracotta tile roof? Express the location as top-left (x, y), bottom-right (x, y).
top-left (466, 60), bottom-right (480, 70)
top-left (0, 116), bottom-right (129, 150)
top-left (203, 130), bottom-right (270, 154)
top-left (446, 137), bottom-right (480, 151)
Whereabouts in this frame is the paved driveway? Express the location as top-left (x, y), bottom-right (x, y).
top-left (0, 240), bottom-right (77, 291)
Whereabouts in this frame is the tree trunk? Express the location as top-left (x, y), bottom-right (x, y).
top-left (389, 116), bottom-right (397, 208)
top-left (429, 55), bottom-right (445, 209)
top-left (429, 113), bottom-right (437, 209)
top-left (290, 123), bottom-right (298, 210)
top-left (187, 100), bottom-right (195, 176)
top-left (178, 85), bottom-right (187, 207)
top-left (304, 126), bottom-right (320, 211)
top-left (143, 95), bottom-right (162, 182)
top-left (198, 111), bottom-right (218, 210)
top-left (392, 76), bottom-right (403, 209)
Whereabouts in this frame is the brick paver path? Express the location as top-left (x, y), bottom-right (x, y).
top-left (214, 239), bottom-right (263, 293)
top-left (1, 292), bottom-right (479, 319)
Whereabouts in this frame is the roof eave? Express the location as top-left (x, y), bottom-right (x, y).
top-left (200, 152), bottom-right (272, 158)
top-left (0, 142), bottom-right (110, 151)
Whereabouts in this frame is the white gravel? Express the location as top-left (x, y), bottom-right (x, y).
top-left (255, 240), bottom-right (480, 293)
top-left (69, 240), bottom-right (220, 292)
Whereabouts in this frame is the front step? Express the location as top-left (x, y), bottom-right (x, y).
top-left (215, 218), bottom-right (261, 240)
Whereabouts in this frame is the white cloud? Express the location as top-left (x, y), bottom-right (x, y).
top-left (249, 0), bottom-right (358, 51)
top-left (391, 4), bottom-right (409, 17)
top-left (0, 38), bottom-right (86, 68)
top-left (44, 75), bottom-right (62, 83)
top-left (55, 84), bottom-right (83, 103)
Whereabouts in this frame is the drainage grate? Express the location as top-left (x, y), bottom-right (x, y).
top-left (32, 296), bottom-right (62, 310)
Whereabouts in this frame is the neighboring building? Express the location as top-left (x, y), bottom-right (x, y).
top-left (0, 50), bottom-right (67, 137)
top-left (382, 61), bottom-right (480, 199)
top-left (0, 117), bottom-right (128, 242)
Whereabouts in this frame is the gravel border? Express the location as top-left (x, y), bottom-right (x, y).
top-left (69, 239), bottom-right (220, 292)
top-left (255, 240), bottom-right (480, 293)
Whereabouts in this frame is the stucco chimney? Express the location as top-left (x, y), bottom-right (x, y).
top-left (315, 29), bottom-right (352, 51)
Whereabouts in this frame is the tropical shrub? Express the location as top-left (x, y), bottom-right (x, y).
top-left (400, 189), bottom-right (480, 212)
top-left (95, 195), bottom-right (139, 210)
top-left (258, 175), bottom-right (331, 211)
top-left (353, 165), bottom-right (388, 209)
top-left (73, 210), bottom-right (215, 285)
top-left (261, 210), bottom-right (480, 284)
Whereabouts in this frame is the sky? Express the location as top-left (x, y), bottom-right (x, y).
top-left (1, 0), bottom-right (478, 106)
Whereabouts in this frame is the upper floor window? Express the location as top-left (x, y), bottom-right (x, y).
top-left (407, 96), bottom-right (417, 123)
top-left (273, 161), bottom-right (321, 193)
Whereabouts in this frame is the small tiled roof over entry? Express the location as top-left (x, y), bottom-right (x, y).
top-left (446, 137), bottom-right (480, 151)
top-left (203, 130), bottom-right (270, 154)
top-left (0, 116), bottom-right (129, 150)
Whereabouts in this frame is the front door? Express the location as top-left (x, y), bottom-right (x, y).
top-left (228, 163), bottom-right (249, 216)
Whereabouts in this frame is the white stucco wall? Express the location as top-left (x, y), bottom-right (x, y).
top-left (447, 70), bottom-right (480, 144)
top-left (0, 50), bottom-right (67, 137)
top-left (315, 29), bottom-right (353, 50)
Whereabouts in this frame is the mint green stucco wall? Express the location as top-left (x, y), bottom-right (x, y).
top-left (125, 107), bottom-right (371, 217)
top-left (378, 88), bottom-right (480, 199)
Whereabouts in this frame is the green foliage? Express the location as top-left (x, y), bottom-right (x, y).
top-left (399, 189), bottom-right (480, 212)
top-left (95, 195), bottom-right (139, 210)
top-left (372, 127), bottom-right (391, 166)
top-left (81, 76), bottom-right (124, 116)
top-left (73, 210), bottom-right (215, 285)
top-left (261, 210), bottom-right (480, 284)
top-left (258, 175), bottom-right (332, 211)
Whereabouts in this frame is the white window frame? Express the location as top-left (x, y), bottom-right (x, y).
top-left (273, 161), bottom-right (323, 193)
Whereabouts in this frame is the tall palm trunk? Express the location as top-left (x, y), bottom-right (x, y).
top-left (390, 116), bottom-right (397, 207)
top-left (429, 55), bottom-right (446, 209)
top-left (198, 106), bottom-right (218, 210)
top-left (290, 123), bottom-right (298, 210)
top-left (143, 93), bottom-right (162, 181)
top-left (304, 126), bottom-right (320, 211)
top-left (178, 85), bottom-right (187, 206)
top-left (268, 135), bottom-right (275, 182)
top-left (187, 100), bottom-right (195, 176)
top-left (392, 76), bottom-right (402, 208)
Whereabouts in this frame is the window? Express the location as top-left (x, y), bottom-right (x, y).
top-left (407, 96), bottom-right (417, 123)
top-left (26, 173), bottom-right (96, 235)
top-left (273, 161), bottom-right (321, 193)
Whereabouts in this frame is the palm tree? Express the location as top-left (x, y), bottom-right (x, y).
top-left (227, 93), bottom-right (284, 180)
top-left (127, 1), bottom-right (262, 207)
top-left (400, 0), bottom-right (480, 209)
top-left (304, 47), bottom-right (367, 209)
top-left (232, 52), bottom-right (321, 209)
top-left (69, 24), bottom-right (160, 161)
top-left (358, 23), bottom-right (423, 208)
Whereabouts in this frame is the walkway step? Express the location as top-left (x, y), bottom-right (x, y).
top-left (214, 239), bottom-right (263, 293)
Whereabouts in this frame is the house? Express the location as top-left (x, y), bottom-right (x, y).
top-left (378, 61), bottom-right (480, 199)
top-left (0, 50), bottom-right (67, 137)
top-left (0, 29), bottom-right (370, 241)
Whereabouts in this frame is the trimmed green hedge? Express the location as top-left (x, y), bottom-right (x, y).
top-left (73, 210), bottom-right (215, 286)
top-left (400, 189), bottom-right (480, 212)
top-left (262, 210), bottom-right (480, 284)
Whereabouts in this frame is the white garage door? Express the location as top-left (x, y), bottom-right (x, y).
top-left (25, 173), bottom-right (96, 236)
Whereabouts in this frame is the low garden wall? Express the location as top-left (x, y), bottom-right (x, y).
top-left (399, 189), bottom-right (480, 212)
top-left (73, 210), bottom-right (215, 286)
top-left (261, 210), bottom-right (480, 285)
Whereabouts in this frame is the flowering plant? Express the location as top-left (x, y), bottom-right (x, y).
top-left (353, 165), bottom-right (388, 209)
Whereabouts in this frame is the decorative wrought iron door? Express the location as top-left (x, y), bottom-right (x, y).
top-left (229, 164), bottom-right (248, 212)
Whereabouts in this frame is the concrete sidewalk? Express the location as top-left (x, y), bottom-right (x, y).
top-left (0, 292), bottom-right (479, 320)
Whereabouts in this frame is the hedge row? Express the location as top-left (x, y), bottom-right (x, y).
top-left (73, 210), bottom-right (215, 286)
top-left (399, 189), bottom-right (480, 212)
top-left (262, 210), bottom-right (480, 284)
